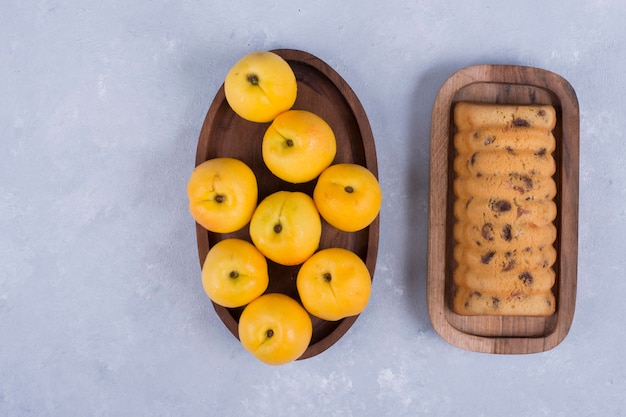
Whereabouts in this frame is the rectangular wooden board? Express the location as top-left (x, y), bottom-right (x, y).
top-left (427, 65), bottom-right (579, 354)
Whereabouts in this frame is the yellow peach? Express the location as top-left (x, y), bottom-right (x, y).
top-left (313, 163), bottom-right (382, 232)
top-left (296, 247), bottom-right (372, 321)
top-left (262, 110), bottom-right (336, 183)
top-left (238, 293), bottom-right (313, 366)
top-left (187, 158), bottom-right (258, 233)
top-left (224, 51), bottom-right (297, 123)
top-left (249, 191), bottom-right (321, 266)
top-left (201, 238), bottom-right (269, 308)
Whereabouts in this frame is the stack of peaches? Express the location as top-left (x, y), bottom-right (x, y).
top-left (186, 51), bottom-right (381, 365)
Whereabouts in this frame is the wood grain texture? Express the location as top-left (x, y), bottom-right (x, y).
top-left (194, 49), bottom-right (378, 360)
top-left (427, 65), bottom-right (579, 354)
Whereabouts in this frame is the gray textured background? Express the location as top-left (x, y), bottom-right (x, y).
top-left (2, 0), bottom-right (624, 415)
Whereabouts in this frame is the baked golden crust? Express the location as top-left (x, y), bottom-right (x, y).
top-left (453, 286), bottom-right (556, 317)
top-left (452, 102), bottom-right (558, 316)
top-left (453, 102), bottom-right (557, 131)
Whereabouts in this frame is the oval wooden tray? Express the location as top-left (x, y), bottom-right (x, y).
top-left (427, 65), bottom-right (579, 354)
top-left (194, 49), bottom-right (379, 360)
